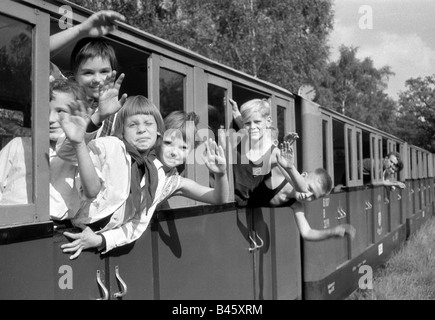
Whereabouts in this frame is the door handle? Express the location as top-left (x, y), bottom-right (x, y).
top-left (248, 234), bottom-right (258, 252)
top-left (337, 207), bottom-right (347, 219)
top-left (96, 270), bottom-right (109, 300)
top-left (255, 232), bottom-right (264, 250)
top-left (113, 266), bottom-right (128, 299)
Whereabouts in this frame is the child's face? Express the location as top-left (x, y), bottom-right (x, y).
top-left (123, 114), bottom-right (158, 156)
top-left (75, 57), bottom-right (112, 100)
top-left (158, 130), bottom-right (192, 169)
top-left (49, 91), bottom-right (75, 143)
top-left (295, 173), bottom-right (325, 203)
top-left (243, 111), bottom-right (271, 142)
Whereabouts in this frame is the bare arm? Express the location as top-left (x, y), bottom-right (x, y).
top-left (59, 101), bottom-right (101, 198)
top-left (175, 139), bottom-right (229, 204)
top-left (382, 172), bottom-right (406, 189)
top-left (50, 10), bottom-right (126, 56)
top-left (276, 140), bottom-right (308, 192)
top-left (229, 98), bottom-right (243, 130)
top-left (292, 202), bottom-right (356, 241)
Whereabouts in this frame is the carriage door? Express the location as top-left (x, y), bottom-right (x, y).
top-left (204, 73), bottom-right (234, 202)
top-left (370, 134), bottom-right (386, 242)
top-left (150, 54), bottom-right (195, 208)
top-left (0, 1), bottom-right (53, 299)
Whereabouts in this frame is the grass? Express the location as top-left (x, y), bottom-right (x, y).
top-left (348, 217), bottom-right (435, 300)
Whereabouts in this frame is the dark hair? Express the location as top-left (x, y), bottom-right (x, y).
top-left (386, 151), bottom-right (404, 172)
top-left (314, 167), bottom-right (333, 196)
top-left (163, 111), bottom-right (200, 146)
top-left (49, 78), bottom-right (88, 105)
top-left (71, 38), bottom-right (118, 75)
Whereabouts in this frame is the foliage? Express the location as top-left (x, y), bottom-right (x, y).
top-left (395, 75), bottom-right (435, 152)
top-left (69, 0), bottom-right (435, 149)
top-left (318, 46), bottom-right (398, 134)
top-left (68, 0), bottom-right (334, 94)
top-left (348, 218), bottom-right (435, 300)
top-left (0, 31), bottom-right (32, 127)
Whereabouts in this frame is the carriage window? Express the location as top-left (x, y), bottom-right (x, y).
top-left (160, 68), bottom-right (184, 119)
top-left (382, 137), bottom-right (388, 158)
top-left (208, 84), bottom-right (226, 140)
top-left (356, 131), bottom-right (362, 180)
top-left (332, 120), bottom-right (345, 187)
top-left (0, 14), bottom-right (33, 206)
top-left (361, 130), bottom-right (371, 184)
top-left (322, 120), bottom-right (328, 171)
top-left (232, 84), bottom-right (269, 114)
top-left (347, 127), bottom-right (353, 182)
top-left (277, 106), bottom-right (286, 144)
top-left (408, 148), bottom-right (415, 179)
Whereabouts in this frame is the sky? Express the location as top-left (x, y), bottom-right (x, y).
top-left (328, 0), bottom-right (435, 101)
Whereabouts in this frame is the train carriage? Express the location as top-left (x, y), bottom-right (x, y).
top-left (0, 0), bottom-right (433, 300)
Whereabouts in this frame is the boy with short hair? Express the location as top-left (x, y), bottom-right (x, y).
top-left (230, 98), bottom-right (308, 207)
top-left (231, 99), bottom-right (355, 241)
top-left (250, 140), bottom-right (356, 241)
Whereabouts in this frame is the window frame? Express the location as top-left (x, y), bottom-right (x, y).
top-left (0, 1), bottom-right (50, 227)
top-left (272, 95), bottom-right (296, 164)
top-left (399, 143), bottom-right (408, 181)
top-left (411, 148), bottom-right (417, 179)
top-left (344, 124), bottom-right (363, 187)
top-left (149, 53), bottom-right (197, 208)
top-left (321, 114), bottom-right (334, 185)
top-left (369, 133), bottom-right (383, 184)
top-left (204, 72), bottom-right (234, 203)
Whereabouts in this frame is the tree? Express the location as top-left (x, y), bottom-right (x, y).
top-left (394, 75), bottom-right (435, 152)
top-left (68, 0), bottom-right (334, 94)
top-left (318, 45), bottom-right (398, 133)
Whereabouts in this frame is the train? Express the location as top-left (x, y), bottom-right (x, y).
top-left (0, 0), bottom-right (433, 300)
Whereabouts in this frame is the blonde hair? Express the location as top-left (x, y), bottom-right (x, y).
top-left (240, 99), bottom-right (271, 121)
top-left (312, 168), bottom-right (333, 196)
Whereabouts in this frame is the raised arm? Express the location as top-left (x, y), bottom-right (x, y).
top-left (292, 202), bottom-right (356, 241)
top-left (229, 98), bottom-right (243, 130)
top-left (59, 100), bottom-right (101, 198)
top-left (88, 70), bottom-right (127, 128)
top-left (50, 10), bottom-right (126, 56)
top-left (276, 139), bottom-right (308, 193)
top-left (176, 139), bottom-right (229, 204)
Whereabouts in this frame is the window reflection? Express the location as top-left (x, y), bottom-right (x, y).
top-left (208, 84), bottom-right (226, 140)
top-left (347, 128), bottom-right (353, 181)
top-left (322, 119), bottom-right (328, 171)
top-left (356, 131), bottom-right (362, 180)
top-left (159, 68), bottom-right (184, 119)
top-left (0, 14), bottom-right (33, 205)
top-left (277, 106), bottom-right (285, 145)
top-left (333, 119), bottom-right (345, 187)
